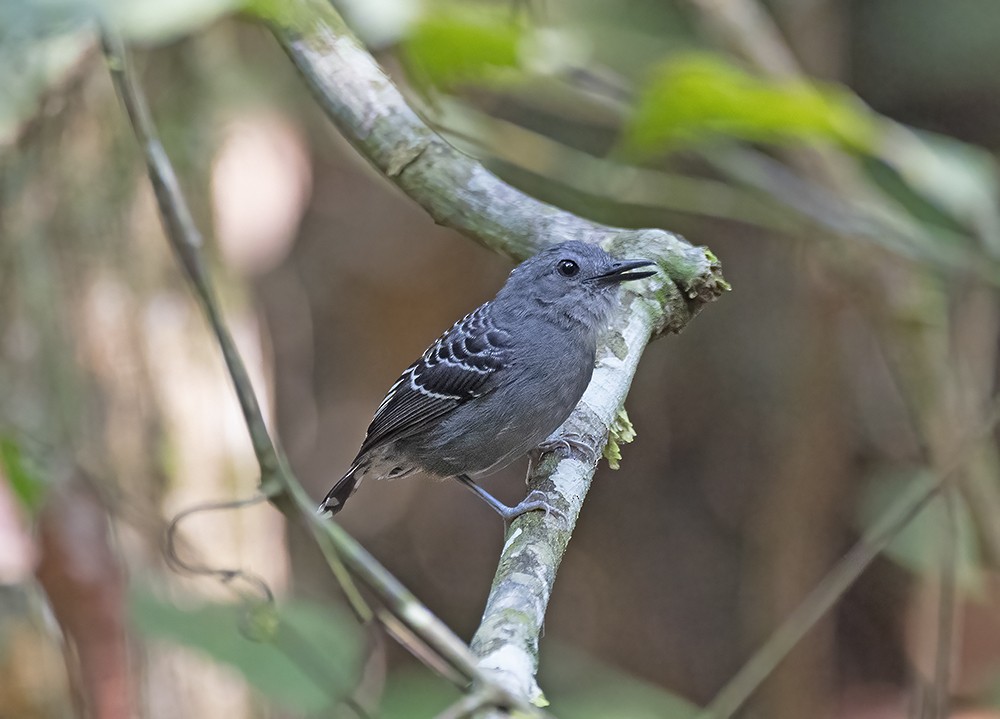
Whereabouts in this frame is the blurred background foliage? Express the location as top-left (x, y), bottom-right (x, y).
top-left (2, 0), bottom-right (1000, 717)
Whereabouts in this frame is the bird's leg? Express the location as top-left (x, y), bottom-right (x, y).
top-left (526, 447), bottom-right (544, 479)
top-left (454, 474), bottom-right (562, 523)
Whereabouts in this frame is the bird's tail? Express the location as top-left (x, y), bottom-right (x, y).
top-left (318, 466), bottom-right (360, 516)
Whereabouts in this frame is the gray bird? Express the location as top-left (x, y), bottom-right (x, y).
top-left (319, 240), bottom-right (655, 521)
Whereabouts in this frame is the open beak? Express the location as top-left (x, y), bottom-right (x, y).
top-left (588, 258), bottom-right (657, 285)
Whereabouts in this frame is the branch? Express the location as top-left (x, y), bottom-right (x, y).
top-left (264, 0), bottom-right (726, 704)
top-left (469, 302), bottom-right (657, 703)
top-left (268, 0), bottom-right (725, 324)
top-left (931, 487), bottom-right (959, 719)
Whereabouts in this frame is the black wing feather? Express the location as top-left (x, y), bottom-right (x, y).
top-left (356, 304), bottom-right (512, 457)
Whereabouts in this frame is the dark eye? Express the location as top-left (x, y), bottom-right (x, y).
top-left (557, 259), bottom-right (579, 277)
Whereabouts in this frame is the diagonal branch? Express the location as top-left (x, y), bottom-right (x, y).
top-left (697, 479), bottom-right (941, 719)
top-left (268, 0), bottom-right (725, 323)
top-left (696, 394), bottom-right (1000, 719)
top-left (263, 0), bottom-right (726, 704)
top-left (469, 299), bottom-right (658, 703)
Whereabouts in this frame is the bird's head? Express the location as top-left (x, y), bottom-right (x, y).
top-left (497, 241), bottom-right (656, 328)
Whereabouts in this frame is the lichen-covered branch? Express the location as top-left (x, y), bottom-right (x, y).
top-left (470, 295), bottom-right (659, 703)
top-left (268, 0), bottom-right (725, 327)
top-left (264, 0), bottom-right (727, 704)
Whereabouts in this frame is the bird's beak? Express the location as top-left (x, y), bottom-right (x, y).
top-left (588, 258), bottom-right (657, 284)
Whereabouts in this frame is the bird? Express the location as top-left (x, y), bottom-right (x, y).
top-left (318, 240), bottom-right (656, 522)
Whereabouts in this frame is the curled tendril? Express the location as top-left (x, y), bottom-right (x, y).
top-left (163, 493), bottom-right (275, 605)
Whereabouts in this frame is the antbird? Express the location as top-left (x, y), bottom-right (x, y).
top-left (319, 240), bottom-right (656, 522)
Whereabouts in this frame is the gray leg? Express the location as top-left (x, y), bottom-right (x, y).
top-left (455, 474), bottom-right (561, 523)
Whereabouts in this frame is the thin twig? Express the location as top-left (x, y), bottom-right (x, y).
top-left (698, 479), bottom-right (941, 719)
top-left (100, 31), bottom-right (279, 477)
top-left (163, 494), bottom-right (274, 603)
top-left (698, 395), bottom-right (1000, 719)
top-left (931, 487), bottom-right (958, 719)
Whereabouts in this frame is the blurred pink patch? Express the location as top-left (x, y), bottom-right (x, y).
top-left (212, 114), bottom-right (312, 276)
top-left (0, 478), bottom-right (37, 583)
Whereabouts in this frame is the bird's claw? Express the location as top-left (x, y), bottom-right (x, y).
top-left (500, 490), bottom-right (565, 525)
top-left (538, 433), bottom-right (599, 464)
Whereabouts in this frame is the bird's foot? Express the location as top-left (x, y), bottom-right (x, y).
top-left (537, 432), bottom-right (598, 464)
top-left (455, 474), bottom-right (565, 526)
top-left (499, 490), bottom-right (564, 524)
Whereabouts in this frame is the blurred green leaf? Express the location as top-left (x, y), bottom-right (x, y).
top-left (540, 644), bottom-right (699, 719)
top-left (130, 590), bottom-right (363, 713)
top-left (625, 53), bottom-right (879, 154)
top-left (381, 643), bottom-right (700, 719)
top-left (858, 468), bottom-right (983, 595)
top-left (879, 127), bottom-right (1000, 254)
top-left (0, 436), bottom-right (47, 514)
top-left (403, 4), bottom-right (523, 90)
top-left (379, 669), bottom-right (461, 719)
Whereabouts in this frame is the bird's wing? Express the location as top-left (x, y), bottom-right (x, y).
top-left (356, 303), bottom-right (513, 457)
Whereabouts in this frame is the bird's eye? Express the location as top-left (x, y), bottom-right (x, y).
top-left (557, 259), bottom-right (580, 277)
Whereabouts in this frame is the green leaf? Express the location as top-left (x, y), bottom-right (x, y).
top-left (130, 590), bottom-right (364, 713)
top-left (242, 0), bottom-right (318, 32)
top-left (857, 468), bottom-right (983, 595)
top-left (625, 53), bottom-right (879, 154)
top-left (603, 407), bottom-right (637, 470)
top-left (539, 643), bottom-right (700, 719)
top-left (381, 644), bottom-right (700, 719)
top-left (379, 669), bottom-right (461, 719)
top-left (403, 5), bottom-right (523, 90)
top-left (0, 436), bottom-right (48, 514)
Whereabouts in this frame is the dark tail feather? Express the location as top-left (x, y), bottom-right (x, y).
top-left (318, 469), bottom-right (359, 516)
